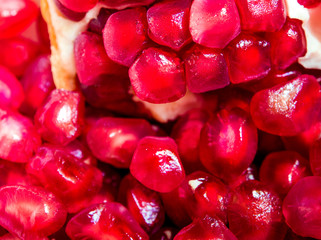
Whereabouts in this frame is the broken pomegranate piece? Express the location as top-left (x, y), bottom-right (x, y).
top-left (189, 0), bottom-right (241, 48)
top-left (129, 47), bottom-right (186, 103)
top-left (34, 89), bottom-right (85, 146)
top-left (147, 0), bottom-right (192, 51)
top-left (65, 202), bottom-right (149, 240)
top-left (103, 7), bottom-right (150, 67)
top-left (250, 74), bottom-right (321, 136)
top-left (225, 32), bottom-right (271, 84)
top-left (184, 45), bottom-right (230, 93)
top-left (130, 136), bottom-right (185, 193)
top-left (283, 176), bottom-right (321, 239)
top-left (0, 185), bottom-right (67, 240)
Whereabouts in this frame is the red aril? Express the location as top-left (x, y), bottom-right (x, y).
top-left (0, 160), bottom-right (29, 187)
top-left (0, 0), bottom-right (39, 39)
top-left (0, 185), bottom-right (67, 240)
top-left (267, 18), bottom-right (307, 70)
top-left (62, 140), bottom-right (97, 166)
top-left (118, 174), bottom-right (165, 234)
top-left (74, 31), bottom-right (127, 86)
top-left (184, 45), bottom-right (230, 93)
top-left (86, 117), bottom-right (155, 168)
top-left (228, 180), bottom-right (287, 240)
top-left (100, 0), bottom-right (156, 10)
top-left (26, 144), bottom-right (103, 213)
top-left (57, 0), bottom-right (97, 13)
top-left (297, 0), bottom-right (321, 7)
top-left (229, 164), bottom-right (258, 189)
top-left (235, 0), bottom-right (286, 31)
top-left (65, 202), bottom-right (149, 240)
top-left (103, 7), bottom-right (150, 67)
top-left (250, 74), bottom-right (321, 136)
top-left (259, 151), bottom-right (312, 197)
top-left (174, 215), bottom-right (237, 240)
top-left (189, 0), bottom-right (241, 48)
top-left (0, 107), bottom-right (41, 163)
top-left (130, 136), bottom-right (185, 193)
top-left (20, 54), bottom-right (55, 116)
top-left (283, 176), bottom-right (321, 239)
top-left (216, 87), bottom-right (252, 113)
top-left (0, 66), bottom-right (24, 110)
top-left (34, 89), bottom-right (85, 146)
top-left (53, 0), bottom-right (86, 21)
top-left (309, 138), bottom-right (321, 176)
top-left (0, 37), bottom-right (40, 77)
top-left (199, 108), bottom-right (258, 183)
top-left (147, 0), bottom-right (192, 51)
top-left (36, 15), bottom-right (50, 52)
top-left (129, 47), bottom-right (186, 103)
top-left (225, 32), bottom-right (271, 84)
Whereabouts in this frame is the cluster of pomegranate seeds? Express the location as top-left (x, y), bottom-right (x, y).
top-left (2, 0), bottom-right (321, 239)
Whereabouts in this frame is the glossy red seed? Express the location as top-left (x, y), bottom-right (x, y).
top-left (250, 74), bottom-right (321, 136)
top-left (0, 185), bottom-right (67, 240)
top-left (225, 32), bottom-right (271, 84)
top-left (118, 174), bottom-right (165, 234)
top-left (268, 18), bottom-right (307, 70)
top-left (0, 66), bottom-right (24, 110)
top-left (103, 7), bottom-right (150, 67)
top-left (0, 160), bottom-right (29, 187)
top-left (228, 180), bottom-right (287, 240)
top-left (54, 0), bottom-right (86, 21)
top-left (0, 108), bottom-right (41, 163)
top-left (20, 54), bottom-right (55, 116)
top-left (259, 151), bottom-right (312, 196)
top-left (216, 87), bottom-right (252, 113)
top-left (34, 89), bottom-right (85, 146)
top-left (66, 202), bottom-right (149, 240)
top-left (199, 108), bottom-right (258, 183)
top-left (235, 0), bottom-right (286, 32)
top-left (0, 0), bottom-right (39, 39)
top-left (189, 0), bottom-right (241, 48)
top-left (0, 37), bottom-right (40, 77)
top-left (100, 0), bottom-right (156, 10)
top-left (171, 109), bottom-right (209, 173)
top-left (130, 136), bottom-right (185, 193)
top-left (309, 138), bottom-right (321, 176)
top-left (147, 0), bottom-right (192, 51)
top-left (297, 0), bottom-right (321, 7)
top-left (283, 176), bottom-right (321, 239)
top-left (129, 47), bottom-right (186, 103)
top-left (87, 117), bottom-right (154, 168)
top-left (63, 140), bottom-right (97, 166)
top-left (174, 215), bottom-right (237, 240)
top-left (26, 144), bottom-right (103, 213)
top-left (184, 45), bottom-right (230, 93)
top-left (229, 165), bottom-right (258, 189)
top-left (58, 0), bottom-right (97, 12)
top-left (74, 31), bottom-right (127, 86)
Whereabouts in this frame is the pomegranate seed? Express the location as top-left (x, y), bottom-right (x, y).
top-left (174, 215), bottom-right (237, 240)
top-left (0, 37), bottom-right (40, 77)
top-left (118, 174), bottom-right (165, 234)
top-left (147, 0), bottom-right (192, 51)
top-left (74, 31), bottom-right (127, 86)
top-left (130, 136), bottom-right (185, 193)
top-left (225, 32), bottom-right (271, 84)
top-left (86, 117), bottom-right (155, 168)
top-left (184, 44), bottom-right (230, 93)
top-left (150, 227), bottom-right (178, 240)
top-left (189, 0), bottom-right (241, 48)
top-left (216, 87), bottom-right (252, 113)
top-left (53, 0), bottom-right (86, 21)
top-left (283, 176), bottom-right (321, 239)
top-left (57, 0), bottom-right (98, 13)
top-left (267, 18), bottom-right (307, 70)
top-left (0, 107), bottom-right (41, 163)
top-left (0, 0), bottom-right (39, 39)
top-left (65, 202), bottom-right (149, 239)
top-left (171, 109), bottom-right (209, 173)
top-left (0, 66), bottom-right (24, 110)
top-left (228, 180), bottom-right (287, 240)
top-left (20, 54), bottom-right (55, 116)
top-left (0, 160), bottom-right (29, 187)
top-left (297, 0), bottom-right (321, 7)
top-left (34, 89), bottom-right (85, 146)
top-left (26, 144), bottom-right (103, 213)
top-left (0, 233), bottom-right (20, 240)
top-left (259, 151), bottom-right (312, 197)
top-left (229, 165), bottom-right (259, 189)
top-left (309, 138), bottom-right (321, 176)
top-left (100, 0), bottom-right (156, 10)
top-left (250, 74), bottom-right (321, 136)
top-left (235, 0), bottom-right (286, 32)
top-left (199, 108), bottom-right (258, 183)
top-left (62, 140), bottom-right (97, 166)
top-left (0, 185), bottom-right (67, 240)
top-left (129, 47), bottom-right (186, 103)
top-left (103, 7), bottom-right (150, 67)
top-left (36, 15), bottom-right (50, 51)
top-left (88, 8), bottom-right (113, 34)
top-left (180, 171), bottom-right (229, 223)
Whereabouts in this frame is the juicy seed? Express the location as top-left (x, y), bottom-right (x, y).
top-left (57, 0), bottom-right (98, 13)
top-left (100, 0), bottom-right (156, 10)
